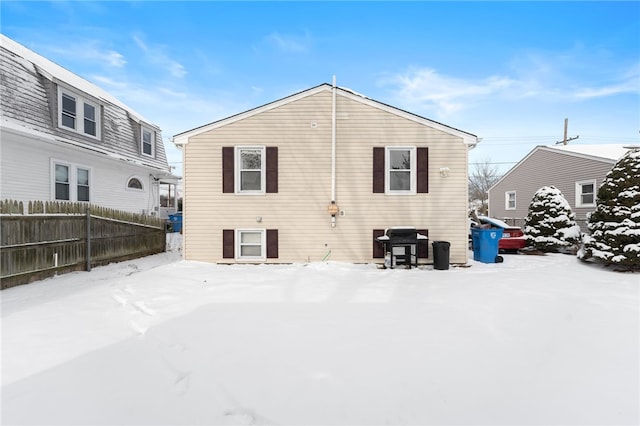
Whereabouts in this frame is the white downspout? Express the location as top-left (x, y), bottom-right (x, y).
top-left (330, 75), bottom-right (337, 227)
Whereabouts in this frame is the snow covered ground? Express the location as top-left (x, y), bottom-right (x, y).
top-left (2, 234), bottom-right (638, 425)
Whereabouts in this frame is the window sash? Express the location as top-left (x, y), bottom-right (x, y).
top-left (58, 88), bottom-right (100, 139)
top-left (581, 184), bottom-right (594, 205)
top-left (77, 168), bottom-right (90, 202)
top-left (506, 191), bottom-right (516, 210)
top-left (576, 180), bottom-right (596, 207)
top-left (83, 103), bottom-right (97, 136)
top-left (53, 162), bottom-right (90, 202)
top-left (61, 94), bottom-right (77, 130)
top-left (386, 147), bottom-right (416, 194)
top-left (237, 230), bottom-right (265, 259)
top-left (236, 147), bottom-right (265, 193)
top-left (55, 164), bottom-right (70, 200)
top-left (142, 128), bottom-right (154, 156)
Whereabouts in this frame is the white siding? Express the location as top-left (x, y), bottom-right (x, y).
top-left (1, 128), bottom-right (160, 214)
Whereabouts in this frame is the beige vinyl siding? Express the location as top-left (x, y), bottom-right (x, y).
top-left (183, 90), bottom-right (470, 264)
top-left (488, 148), bottom-right (615, 231)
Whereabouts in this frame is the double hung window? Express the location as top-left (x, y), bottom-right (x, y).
top-left (373, 146), bottom-right (427, 194)
top-left (576, 180), bottom-right (596, 207)
top-left (53, 161), bottom-right (91, 202)
top-left (505, 191), bottom-right (516, 210)
top-left (76, 168), bottom-right (90, 202)
top-left (386, 147), bottom-right (416, 194)
top-left (55, 164), bottom-right (70, 201)
top-left (236, 147), bottom-right (265, 193)
top-left (223, 229), bottom-right (279, 260)
top-left (237, 229), bottom-right (265, 260)
top-left (142, 127), bottom-right (154, 157)
top-left (58, 87), bottom-right (100, 139)
top-left (223, 146), bottom-right (277, 194)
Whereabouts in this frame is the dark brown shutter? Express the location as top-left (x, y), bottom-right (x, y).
top-left (266, 147), bottom-right (278, 193)
top-left (222, 147), bottom-right (234, 193)
top-left (266, 229), bottom-right (278, 258)
top-left (373, 147), bottom-right (385, 193)
top-left (417, 147), bottom-right (429, 194)
top-left (222, 229), bottom-right (234, 259)
top-left (417, 229), bottom-right (429, 259)
top-left (373, 229), bottom-right (385, 258)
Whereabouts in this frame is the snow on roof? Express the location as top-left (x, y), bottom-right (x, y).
top-left (488, 143), bottom-right (634, 193)
top-left (338, 86), bottom-right (370, 99)
top-left (0, 34), bottom-right (153, 126)
top-left (547, 144), bottom-right (631, 162)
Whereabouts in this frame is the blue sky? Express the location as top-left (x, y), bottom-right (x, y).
top-left (2, 1), bottom-right (639, 176)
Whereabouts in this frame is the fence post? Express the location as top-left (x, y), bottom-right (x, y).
top-left (86, 206), bottom-right (92, 272)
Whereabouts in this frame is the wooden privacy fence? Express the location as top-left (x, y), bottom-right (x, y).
top-left (1, 200), bottom-right (166, 289)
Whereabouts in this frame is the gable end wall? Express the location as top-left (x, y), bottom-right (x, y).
top-left (183, 90), bottom-right (470, 264)
top-left (488, 149), bottom-right (615, 230)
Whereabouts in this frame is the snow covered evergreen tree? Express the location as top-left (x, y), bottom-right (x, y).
top-left (524, 186), bottom-right (581, 252)
top-left (579, 148), bottom-right (640, 270)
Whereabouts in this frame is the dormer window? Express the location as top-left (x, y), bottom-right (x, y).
top-left (141, 126), bottom-right (155, 157)
top-left (57, 87), bottom-right (100, 139)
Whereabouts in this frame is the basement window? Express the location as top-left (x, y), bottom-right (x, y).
top-left (236, 229), bottom-right (265, 260)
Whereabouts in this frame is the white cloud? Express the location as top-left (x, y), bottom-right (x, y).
top-left (46, 41), bottom-right (126, 68)
top-left (382, 60), bottom-right (640, 117)
top-left (381, 68), bottom-right (516, 116)
top-left (266, 31), bottom-right (310, 53)
top-left (132, 34), bottom-right (187, 79)
top-left (90, 75), bottom-right (128, 89)
top-left (572, 66), bottom-right (640, 100)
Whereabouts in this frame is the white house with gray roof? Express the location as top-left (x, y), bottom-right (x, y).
top-left (487, 144), bottom-right (631, 231)
top-left (0, 34), bottom-right (179, 216)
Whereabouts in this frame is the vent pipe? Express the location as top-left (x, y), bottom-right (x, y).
top-left (330, 76), bottom-right (338, 227)
top-left (331, 75), bottom-right (337, 203)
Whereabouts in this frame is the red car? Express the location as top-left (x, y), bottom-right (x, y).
top-left (470, 216), bottom-right (526, 253)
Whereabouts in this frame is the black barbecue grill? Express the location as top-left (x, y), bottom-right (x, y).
top-left (376, 227), bottom-right (428, 269)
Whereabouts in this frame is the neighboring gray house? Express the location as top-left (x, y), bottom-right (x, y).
top-left (0, 34), bottom-right (179, 217)
top-left (488, 144), bottom-right (630, 231)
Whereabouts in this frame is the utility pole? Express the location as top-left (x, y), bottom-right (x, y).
top-left (556, 118), bottom-right (579, 145)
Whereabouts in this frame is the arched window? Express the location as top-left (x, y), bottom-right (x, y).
top-left (127, 177), bottom-right (143, 190)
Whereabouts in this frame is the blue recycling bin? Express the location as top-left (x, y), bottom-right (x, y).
top-left (471, 227), bottom-right (503, 263)
top-left (168, 212), bottom-right (183, 233)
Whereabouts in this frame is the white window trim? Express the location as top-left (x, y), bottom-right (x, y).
top-left (576, 179), bottom-right (597, 208)
top-left (141, 125), bottom-right (155, 157)
top-left (235, 229), bottom-right (266, 261)
top-left (235, 146), bottom-right (266, 195)
top-left (505, 191), bottom-right (516, 210)
top-left (385, 146), bottom-right (416, 195)
top-left (126, 176), bottom-right (145, 191)
top-left (51, 159), bottom-right (92, 202)
top-left (57, 86), bottom-right (101, 140)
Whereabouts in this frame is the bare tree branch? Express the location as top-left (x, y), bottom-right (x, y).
top-left (468, 158), bottom-right (500, 215)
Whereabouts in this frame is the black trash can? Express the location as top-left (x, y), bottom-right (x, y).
top-left (432, 241), bottom-right (450, 270)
